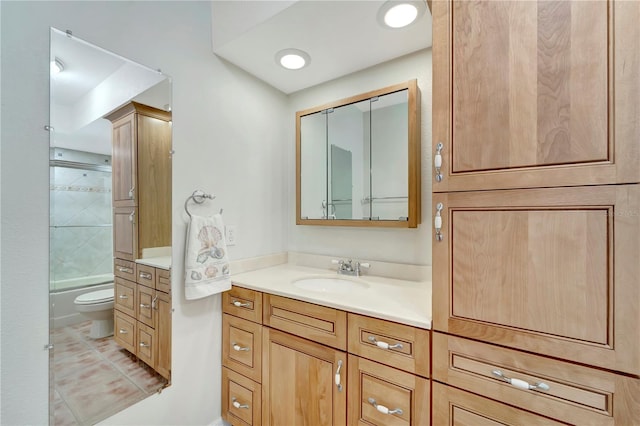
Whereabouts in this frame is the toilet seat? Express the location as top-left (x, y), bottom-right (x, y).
top-left (74, 289), bottom-right (114, 305)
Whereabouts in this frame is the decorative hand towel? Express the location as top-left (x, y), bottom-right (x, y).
top-left (184, 213), bottom-right (231, 300)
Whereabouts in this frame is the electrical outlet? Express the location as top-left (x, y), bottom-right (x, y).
top-left (225, 225), bottom-right (237, 246)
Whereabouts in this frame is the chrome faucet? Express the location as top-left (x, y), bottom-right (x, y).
top-left (332, 259), bottom-right (370, 277)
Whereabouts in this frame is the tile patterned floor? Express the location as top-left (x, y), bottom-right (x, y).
top-left (51, 321), bottom-right (167, 425)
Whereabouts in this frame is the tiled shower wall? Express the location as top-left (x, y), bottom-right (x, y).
top-left (50, 148), bottom-right (113, 291)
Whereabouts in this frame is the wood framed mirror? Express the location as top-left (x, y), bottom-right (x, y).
top-left (296, 79), bottom-right (421, 228)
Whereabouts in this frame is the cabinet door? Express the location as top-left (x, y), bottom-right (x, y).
top-left (111, 113), bottom-right (137, 207)
top-left (348, 355), bottom-right (429, 426)
top-left (113, 207), bottom-right (138, 261)
top-left (432, 0), bottom-right (640, 191)
top-left (155, 290), bottom-right (171, 381)
top-left (432, 382), bottom-right (565, 426)
top-left (223, 314), bottom-right (262, 383)
top-left (433, 184), bottom-right (640, 375)
top-left (262, 328), bottom-right (346, 426)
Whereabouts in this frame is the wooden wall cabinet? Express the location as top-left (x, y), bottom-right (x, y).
top-left (432, 0), bottom-right (640, 193)
top-left (222, 286), bottom-right (430, 426)
top-left (431, 0), bottom-right (640, 423)
top-left (106, 102), bottom-right (172, 261)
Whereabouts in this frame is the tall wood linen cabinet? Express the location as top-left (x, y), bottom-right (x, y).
top-left (431, 1), bottom-right (640, 424)
top-left (106, 102), bottom-right (172, 380)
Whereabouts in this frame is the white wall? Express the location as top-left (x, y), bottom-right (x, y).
top-left (288, 49), bottom-right (433, 265)
top-left (0, 2), bottom-right (288, 425)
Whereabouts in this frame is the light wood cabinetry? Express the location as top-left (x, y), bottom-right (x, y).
top-left (106, 102), bottom-right (172, 260)
top-left (432, 0), bottom-right (640, 423)
top-left (262, 327), bottom-right (346, 426)
top-left (221, 285), bottom-right (430, 426)
top-left (113, 262), bottom-right (172, 381)
top-left (432, 0), bottom-right (640, 192)
top-left (348, 355), bottom-right (429, 426)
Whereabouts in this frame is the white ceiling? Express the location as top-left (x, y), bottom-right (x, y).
top-left (211, 0), bottom-right (432, 94)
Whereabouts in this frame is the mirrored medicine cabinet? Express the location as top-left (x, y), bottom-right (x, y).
top-left (296, 80), bottom-right (421, 228)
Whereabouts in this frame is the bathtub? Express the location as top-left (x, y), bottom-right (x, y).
top-left (50, 281), bottom-right (114, 329)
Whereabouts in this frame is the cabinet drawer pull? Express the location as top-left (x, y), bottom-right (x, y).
top-left (118, 328), bottom-right (128, 334)
top-left (139, 342), bottom-right (150, 348)
top-left (368, 335), bottom-right (403, 350)
top-left (232, 342), bottom-right (250, 352)
top-left (368, 398), bottom-right (403, 416)
top-left (140, 303), bottom-right (151, 309)
top-left (117, 266), bottom-right (133, 273)
top-left (152, 295), bottom-right (158, 310)
top-left (118, 294), bottom-right (129, 300)
top-left (129, 186), bottom-right (135, 199)
top-left (492, 370), bottom-right (550, 392)
top-left (231, 300), bottom-right (251, 308)
top-left (434, 202), bottom-right (444, 241)
top-left (434, 142), bottom-right (443, 182)
top-left (231, 397), bottom-right (249, 409)
top-left (335, 360), bottom-right (343, 392)
top-left (139, 272), bottom-right (152, 280)
top-left (129, 211), bottom-right (135, 222)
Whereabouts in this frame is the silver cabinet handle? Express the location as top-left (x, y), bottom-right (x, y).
top-left (129, 186), bottom-right (135, 199)
top-left (129, 211), bottom-right (135, 222)
top-left (139, 272), bottom-right (152, 280)
top-left (368, 336), bottom-right (403, 350)
top-left (492, 370), bottom-right (550, 392)
top-left (118, 294), bottom-right (129, 300)
top-left (118, 266), bottom-right (133, 273)
top-left (231, 397), bottom-right (249, 409)
top-left (232, 342), bottom-right (250, 352)
top-left (152, 295), bottom-right (158, 310)
top-left (368, 398), bottom-right (403, 415)
top-left (118, 328), bottom-right (128, 334)
top-left (434, 202), bottom-right (444, 242)
top-left (140, 303), bottom-right (151, 309)
top-left (434, 142), bottom-right (443, 182)
top-left (335, 360), bottom-right (343, 392)
top-left (139, 342), bottom-right (150, 348)
top-left (232, 300), bottom-right (250, 308)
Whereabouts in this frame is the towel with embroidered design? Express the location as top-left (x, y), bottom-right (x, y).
top-left (184, 213), bottom-right (231, 300)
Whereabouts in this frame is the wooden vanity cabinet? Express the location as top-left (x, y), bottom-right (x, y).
top-left (112, 261), bottom-right (171, 381)
top-left (262, 328), bottom-right (347, 426)
top-left (222, 285), bottom-right (431, 426)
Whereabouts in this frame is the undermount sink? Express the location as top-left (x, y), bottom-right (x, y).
top-left (293, 276), bottom-right (369, 293)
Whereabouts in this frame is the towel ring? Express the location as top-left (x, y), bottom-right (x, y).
top-left (184, 190), bottom-right (222, 218)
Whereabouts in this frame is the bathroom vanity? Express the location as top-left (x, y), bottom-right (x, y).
top-left (220, 260), bottom-right (431, 426)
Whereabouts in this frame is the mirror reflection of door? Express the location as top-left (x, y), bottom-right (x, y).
top-left (330, 145), bottom-right (353, 220)
top-left (49, 28), bottom-right (172, 425)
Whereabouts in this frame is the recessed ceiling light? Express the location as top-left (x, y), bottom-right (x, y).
top-left (50, 58), bottom-right (64, 75)
top-left (378, 1), bottom-right (423, 29)
top-left (275, 48), bottom-right (310, 70)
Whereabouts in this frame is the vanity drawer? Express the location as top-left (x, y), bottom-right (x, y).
top-left (432, 332), bottom-right (640, 425)
top-left (348, 355), bottom-right (429, 426)
top-left (348, 313), bottom-right (430, 378)
top-left (263, 294), bottom-right (347, 351)
top-left (223, 314), bottom-right (262, 383)
top-left (432, 382), bottom-right (565, 426)
top-left (114, 276), bottom-right (136, 317)
top-left (114, 310), bottom-right (136, 354)
top-left (136, 263), bottom-right (156, 288)
top-left (223, 286), bottom-right (263, 324)
top-left (156, 268), bottom-right (171, 293)
top-left (114, 259), bottom-right (136, 280)
top-left (137, 322), bottom-right (156, 368)
top-left (137, 284), bottom-right (155, 327)
top-left (222, 366), bottom-right (262, 426)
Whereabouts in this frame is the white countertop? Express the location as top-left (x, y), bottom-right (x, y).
top-left (135, 256), bottom-right (171, 270)
top-left (231, 264), bottom-right (432, 329)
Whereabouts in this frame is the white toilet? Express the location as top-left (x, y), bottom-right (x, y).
top-left (74, 288), bottom-right (115, 338)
